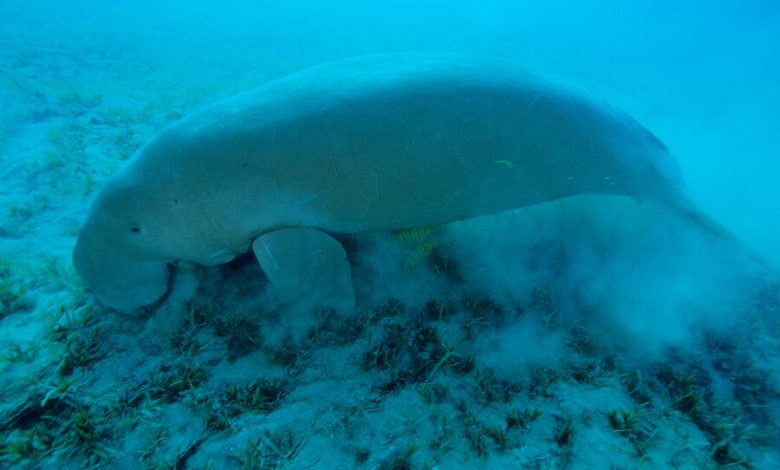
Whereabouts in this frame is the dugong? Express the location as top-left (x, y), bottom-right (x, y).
top-left (72, 53), bottom-right (749, 311)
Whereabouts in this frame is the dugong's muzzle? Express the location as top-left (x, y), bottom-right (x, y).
top-left (72, 233), bottom-right (171, 311)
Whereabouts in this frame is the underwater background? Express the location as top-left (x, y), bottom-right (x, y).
top-left (1, 0), bottom-right (779, 468)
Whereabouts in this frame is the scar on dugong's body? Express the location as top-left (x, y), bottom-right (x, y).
top-left (72, 53), bottom-right (774, 311)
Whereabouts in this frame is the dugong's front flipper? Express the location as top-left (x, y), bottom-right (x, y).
top-left (252, 228), bottom-right (355, 311)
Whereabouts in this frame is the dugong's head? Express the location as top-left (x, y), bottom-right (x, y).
top-left (73, 168), bottom-right (175, 311)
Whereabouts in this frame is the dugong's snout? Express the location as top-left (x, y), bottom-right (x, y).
top-left (72, 233), bottom-right (171, 311)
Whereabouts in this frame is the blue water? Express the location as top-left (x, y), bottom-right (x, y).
top-left (1, 1), bottom-right (778, 468)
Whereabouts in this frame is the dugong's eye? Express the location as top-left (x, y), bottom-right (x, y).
top-left (130, 227), bottom-right (141, 233)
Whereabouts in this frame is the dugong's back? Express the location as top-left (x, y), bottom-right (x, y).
top-left (138, 53), bottom-right (685, 235)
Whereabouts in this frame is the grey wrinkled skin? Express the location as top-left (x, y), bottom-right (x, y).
top-left (73, 53), bottom-right (690, 311)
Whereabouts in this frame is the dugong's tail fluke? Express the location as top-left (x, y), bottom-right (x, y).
top-left (667, 198), bottom-right (779, 280)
